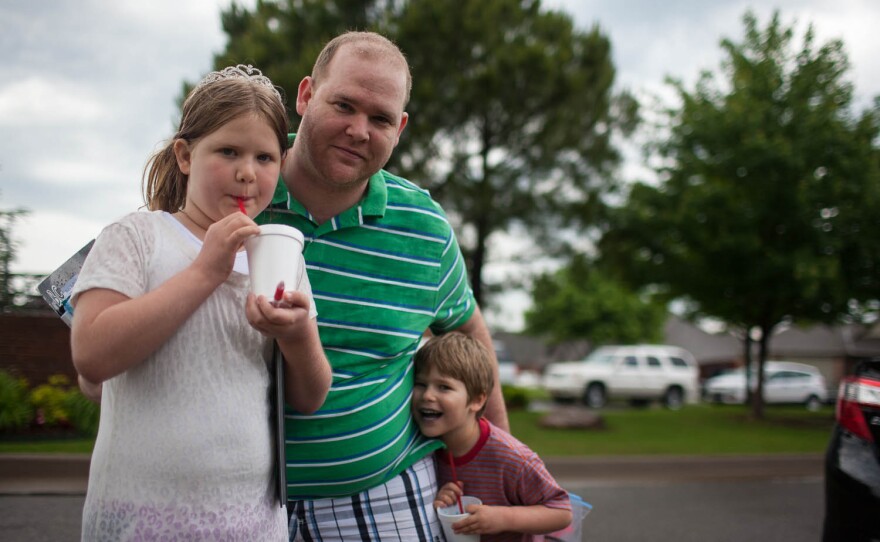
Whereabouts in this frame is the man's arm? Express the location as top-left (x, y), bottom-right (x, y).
top-left (455, 306), bottom-right (510, 432)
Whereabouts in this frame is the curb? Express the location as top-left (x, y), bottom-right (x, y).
top-left (0, 453), bottom-right (90, 495)
top-left (543, 453), bottom-right (824, 486)
top-left (0, 452), bottom-right (824, 495)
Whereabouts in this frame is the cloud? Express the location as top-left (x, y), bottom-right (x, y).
top-left (547, 1), bottom-right (878, 90)
top-left (12, 211), bottom-right (107, 275)
top-left (3, 0), bottom-right (878, 336)
top-left (0, 77), bottom-right (109, 126)
top-left (0, 1), bottom-right (244, 274)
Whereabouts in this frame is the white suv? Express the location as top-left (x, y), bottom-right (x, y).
top-left (542, 345), bottom-right (700, 409)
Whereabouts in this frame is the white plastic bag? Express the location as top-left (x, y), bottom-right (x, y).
top-left (542, 493), bottom-right (592, 542)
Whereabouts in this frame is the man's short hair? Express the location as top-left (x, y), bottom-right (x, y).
top-left (312, 31), bottom-right (412, 106)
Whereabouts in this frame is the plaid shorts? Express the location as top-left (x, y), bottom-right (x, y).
top-left (288, 455), bottom-right (443, 542)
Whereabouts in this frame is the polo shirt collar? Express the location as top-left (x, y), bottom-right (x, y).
top-left (270, 134), bottom-right (388, 225)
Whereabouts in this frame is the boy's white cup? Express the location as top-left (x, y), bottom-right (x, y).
top-left (244, 224), bottom-right (305, 300)
top-left (437, 496), bottom-right (481, 542)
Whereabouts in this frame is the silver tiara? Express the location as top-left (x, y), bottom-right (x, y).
top-left (194, 64), bottom-right (283, 103)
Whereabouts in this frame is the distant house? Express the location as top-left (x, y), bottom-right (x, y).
top-left (764, 322), bottom-right (880, 396)
top-left (494, 315), bottom-right (744, 377)
top-left (3, 309), bottom-right (878, 400)
top-left (0, 310), bottom-right (75, 385)
top-left (492, 315), bottom-right (880, 397)
top-left (662, 315), bottom-right (742, 377)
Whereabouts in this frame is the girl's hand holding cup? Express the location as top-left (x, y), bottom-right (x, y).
top-left (245, 288), bottom-right (312, 341)
top-left (192, 212), bottom-right (260, 286)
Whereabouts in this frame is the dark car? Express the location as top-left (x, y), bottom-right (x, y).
top-left (823, 358), bottom-right (880, 541)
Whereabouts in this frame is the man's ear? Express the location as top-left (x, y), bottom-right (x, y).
top-left (172, 139), bottom-right (192, 175)
top-left (296, 76), bottom-right (313, 117)
top-left (394, 112), bottom-right (409, 145)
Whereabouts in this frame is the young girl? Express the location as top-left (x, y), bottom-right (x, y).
top-left (70, 65), bottom-right (332, 541)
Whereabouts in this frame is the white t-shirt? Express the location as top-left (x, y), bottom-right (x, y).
top-left (72, 210), bottom-right (314, 541)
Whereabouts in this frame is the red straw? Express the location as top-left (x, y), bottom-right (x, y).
top-left (448, 452), bottom-right (464, 513)
top-left (273, 281), bottom-right (285, 305)
top-left (237, 197), bottom-right (246, 214)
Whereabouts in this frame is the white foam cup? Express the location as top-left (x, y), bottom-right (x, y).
top-left (437, 496), bottom-right (481, 542)
top-left (244, 224), bottom-right (305, 300)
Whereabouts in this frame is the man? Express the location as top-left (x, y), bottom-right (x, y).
top-left (259, 31), bottom-right (509, 541)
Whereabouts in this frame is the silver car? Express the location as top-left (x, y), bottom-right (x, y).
top-left (703, 361), bottom-right (828, 410)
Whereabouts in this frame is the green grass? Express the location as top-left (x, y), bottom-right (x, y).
top-left (511, 402), bottom-right (835, 456)
top-left (0, 438), bottom-right (95, 454)
top-left (0, 403), bottom-right (835, 456)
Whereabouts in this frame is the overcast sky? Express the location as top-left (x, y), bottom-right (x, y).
top-left (3, 0), bottom-right (878, 330)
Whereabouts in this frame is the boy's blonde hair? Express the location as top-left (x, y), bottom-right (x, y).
top-left (414, 333), bottom-right (495, 417)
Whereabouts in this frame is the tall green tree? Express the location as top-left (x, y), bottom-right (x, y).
top-left (0, 203), bottom-right (27, 310)
top-left (524, 255), bottom-right (665, 346)
top-left (598, 11), bottom-right (880, 418)
top-left (391, 0), bottom-right (637, 304)
top-left (207, 0), bottom-right (637, 307)
top-left (208, 0), bottom-right (394, 109)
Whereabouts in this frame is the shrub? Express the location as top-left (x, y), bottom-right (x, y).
top-left (63, 391), bottom-right (100, 437)
top-left (0, 370), bottom-right (33, 431)
top-left (30, 375), bottom-right (74, 427)
top-left (502, 384), bottom-right (530, 411)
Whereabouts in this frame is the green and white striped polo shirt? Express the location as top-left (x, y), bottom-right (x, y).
top-left (257, 163), bottom-right (476, 499)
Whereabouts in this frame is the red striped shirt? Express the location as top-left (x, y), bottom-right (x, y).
top-left (436, 418), bottom-right (571, 542)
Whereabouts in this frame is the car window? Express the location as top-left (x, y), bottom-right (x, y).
top-left (669, 357), bottom-right (689, 368)
top-left (624, 356), bottom-right (638, 367)
top-left (646, 356), bottom-right (662, 369)
top-left (585, 354), bottom-right (616, 365)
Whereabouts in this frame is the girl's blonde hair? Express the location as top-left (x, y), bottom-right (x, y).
top-left (414, 333), bottom-right (495, 417)
top-left (143, 66), bottom-right (289, 211)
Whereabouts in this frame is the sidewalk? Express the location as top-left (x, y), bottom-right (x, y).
top-left (545, 452), bottom-right (823, 486)
top-left (0, 454), bottom-right (90, 495)
top-left (0, 452), bottom-right (824, 495)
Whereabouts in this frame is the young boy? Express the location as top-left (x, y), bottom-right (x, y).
top-left (413, 333), bottom-right (573, 541)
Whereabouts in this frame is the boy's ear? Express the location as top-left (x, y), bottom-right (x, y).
top-left (468, 393), bottom-right (488, 414)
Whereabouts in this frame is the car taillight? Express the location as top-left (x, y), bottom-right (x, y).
top-left (835, 376), bottom-right (880, 442)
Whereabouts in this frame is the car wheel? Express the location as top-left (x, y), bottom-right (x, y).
top-left (663, 387), bottom-right (684, 410)
top-left (805, 395), bottom-right (822, 412)
top-left (583, 383), bottom-right (607, 409)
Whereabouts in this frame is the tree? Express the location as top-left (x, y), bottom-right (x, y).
top-left (391, 0), bottom-right (637, 304)
top-left (207, 0), bottom-right (393, 110)
top-left (597, 11), bottom-right (880, 418)
top-left (0, 203), bottom-right (27, 311)
top-left (207, 0), bottom-right (637, 307)
top-left (524, 255), bottom-right (666, 346)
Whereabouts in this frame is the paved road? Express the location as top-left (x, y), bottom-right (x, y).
top-left (0, 453), bottom-right (825, 541)
top-left (568, 478), bottom-right (823, 541)
top-left (2, 494), bottom-right (84, 542)
top-left (0, 478), bottom-right (823, 542)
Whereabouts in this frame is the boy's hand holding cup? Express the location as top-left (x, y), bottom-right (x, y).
top-left (437, 496), bottom-right (482, 542)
